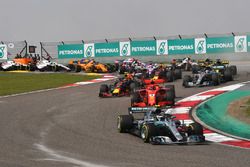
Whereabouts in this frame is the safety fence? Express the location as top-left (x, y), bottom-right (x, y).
top-left (0, 41), bottom-right (27, 61)
top-left (2, 33), bottom-right (250, 63)
top-left (40, 32), bottom-right (250, 60)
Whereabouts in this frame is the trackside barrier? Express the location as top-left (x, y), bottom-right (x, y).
top-left (0, 41), bottom-right (27, 62)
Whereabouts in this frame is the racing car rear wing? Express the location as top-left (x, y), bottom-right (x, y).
top-left (143, 79), bottom-right (165, 85)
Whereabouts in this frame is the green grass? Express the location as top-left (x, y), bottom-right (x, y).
top-left (0, 72), bottom-right (101, 96)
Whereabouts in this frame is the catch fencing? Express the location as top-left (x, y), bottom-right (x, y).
top-left (0, 41), bottom-right (27, 62)
top-left (39, 32), bottom-right (250, 63)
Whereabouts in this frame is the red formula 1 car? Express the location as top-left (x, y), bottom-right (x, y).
top-left (131, 83), bottom-right (175, 107)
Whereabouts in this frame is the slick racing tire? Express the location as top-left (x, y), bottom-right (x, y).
top-left (165, 89), bottom-right (175, 106)
top-left (27, 64), bottom-right (36, 71)
top-left (129, 82), bottom-right (137, 94)
top-left (183, 75), bottom-right (192, 88)
top-left (158, 70), bottom-right (166, 79)
top-left (211, 73), bottom-right (220, 86)
top-left (52, 65), bottom-right (58, 72)
top-left (117, 115), bottom-right (133, 133)
top-left (119, 66), bottom-right (126, 74)
top-left (74, 65), bottom-right (82, 73)
top-left (187, 123), bottom-right (204, 136)
top-left (99, 84), bottom-right (109, 97)
top-left (229, 65), bottom-right (237, 75)
top-left (141, 123), bottom-right (158, 143)
top-left (166, 71), bottom-right (174, 82)
top-left (224, 68), bottom-right (233, 81)
top-left (131, 92), bottom-right (142, 106)
top-left (165, 85), bottom-right (176, 99)
top-left (174, 69), bottom-right (182, 79)
top-left (68, 64), bottom-right (74, 71)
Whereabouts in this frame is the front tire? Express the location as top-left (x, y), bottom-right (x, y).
top-left (183, 75), bottom-right (192, 88)
top-left (117, 115), bottom-right (133, 133)
top-left (52, 65), bottom-right (58, 72)
top-left (99, 84), bottom-right (109, 97)
top-left (141, 124), bottom-right (158, 143)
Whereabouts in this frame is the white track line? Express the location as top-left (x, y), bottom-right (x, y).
top-left (0, 85), bottom-right (75, 99)
top-left (34, 144), bottom-right (110, 167)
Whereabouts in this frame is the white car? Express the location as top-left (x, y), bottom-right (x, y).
top-left (36, 60), bottom-right (70, 72)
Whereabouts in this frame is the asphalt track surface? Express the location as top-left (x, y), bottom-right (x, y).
top-left (0, 62), bottom-right (250, 167)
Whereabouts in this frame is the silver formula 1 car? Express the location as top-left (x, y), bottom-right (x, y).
top-left (117, 107), bottom-right (205, 145)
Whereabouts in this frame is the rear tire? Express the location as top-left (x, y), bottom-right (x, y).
top-left (129, 82), bottom-right (137, 94)
top-left (166, 71), bottom-right (174, 82)
top-left (187, 123), bottom-right (204, 136)
top-left (119, 66), bottom-right (125, 74)
top-left (211, 73), bottom-right (220, 86)
top-left (158, 70), bottom-right (166, 79)
top-left (27, 64), bottom-right (36, 71)
top-left (74, 65), bottom-right (81, 72)
top-left (131, 92), bottom-right (142, 106)
top-left (165, 85), bottom-right (175, 99)
top-left (230, 65), bottom-right (237, 75)
top-left (174, 69), bottom-right (182, 79)
top-left (224, 68), bottom-right (233, 81)
top-left (165, 89), bottom-right (175, 106)
top-left (117, 115), bottom-right (133, 133)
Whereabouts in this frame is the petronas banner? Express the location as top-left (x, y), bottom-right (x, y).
top-left (168, 38), bottom-right (195, 55)
top-left (206, 36), bottom-right (234, 53)
top-left (95, 42), bottom-right (120, 57)
top-left (57, 34), bottom-right (250, 58)
top-left (130, 40), bottom-right (157, 56)
top-left (58, 44), bottom-right (84, 59)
